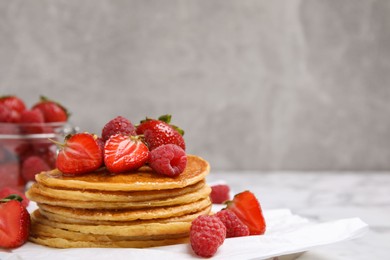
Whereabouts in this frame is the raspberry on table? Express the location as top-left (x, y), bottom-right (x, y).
top-left (190, 215), bottom-right (226, 258)
top-left (101, 116), bottom-right (136, 141)
top-left (215, 210), bottom-right (250, 238)
top-left (148, 144), bottom-right (187, 177)
top-left (210, 184), bottom-right (230, 204)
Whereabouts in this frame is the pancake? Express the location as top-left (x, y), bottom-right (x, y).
top-left (31, 209), bottom-right (210, 237)
top-left (35, 155), bottom-right (209, 191)
top-left (26, 184), bottom-right (211, 209)
top-left (31, 223), bottom-right (189, 242)
top-left (33, 206), bottom-right (212, 227)
top-left (29, 235), bottom-right (189, 248)
top-left (27, 154), bottom-right (212, 249)
top-left (29, 180), bottom-right (206, 202)
top-left (37, 197), bottom-right (211, 222)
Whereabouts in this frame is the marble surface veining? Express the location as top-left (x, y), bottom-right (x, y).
top-left (207, 172), bottom-right (390, 259)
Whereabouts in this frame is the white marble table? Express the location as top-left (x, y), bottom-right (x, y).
top-left (207, 171), bottom-right (390, 260)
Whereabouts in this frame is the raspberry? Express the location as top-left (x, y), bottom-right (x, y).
top-left (101, 116), bottom-right (136, 141)
top-left (190, 215), bottom-right (226, 257)
top-left (21, 155), bottom-right (51, 182)
top-left (215, 210), bottom-right (250, 238)
top-left (210, 184), bottom-right (230, 204)
top-left (148, 144), bottom-right (187, 177)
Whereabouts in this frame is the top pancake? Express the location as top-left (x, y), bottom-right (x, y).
top-left (35, 155), bottom-right (209, 191)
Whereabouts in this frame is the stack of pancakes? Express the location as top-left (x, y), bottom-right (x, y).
top-left (26, 155), bottom-right (212, 248)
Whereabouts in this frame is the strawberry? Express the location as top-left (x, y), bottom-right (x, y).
top-left (104, 134), bottom-right (149, 173)
top-left (0, 95), bottom-right (26, 114)
top-left (0, 195), bottom-right (31, 248)
top-left (21, 155), bottom-right (51, 182)
top-left (32, 96), bottom-right (68, 123)
top-left (0, 103), bottom-right (21, 123)
top-left (224, 190), bottom-right (266, 235)
top-left (0, 162), bottom-right (22, 190)
top-left (0, 187), bottom-right (29, 207)
top-left (56, 133), bottom-right (103, 175)
top-left (19, 109), bottom-right (46, 134)
top-left (136, 115), bottom-right (185, 151)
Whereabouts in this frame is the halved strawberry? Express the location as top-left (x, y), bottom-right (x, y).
top-left (224, 190), bottom-right (266, 235)
top-left (0, 195), bottom-right (31, 248)
top-left (32, 96), bottom-right (69, 123)
top-left (136, 115), bottom-right (185, 151)
top-left (55, 133), bottom-right (103, 175)
top-left (104, 134), bottom-right (149, 173)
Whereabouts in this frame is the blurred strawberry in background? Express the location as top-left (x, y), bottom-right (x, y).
top-left (0, 95), bottom-right (72, 191)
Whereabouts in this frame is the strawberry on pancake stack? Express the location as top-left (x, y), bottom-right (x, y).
top-left (26, 115), bottom-right (213, 248)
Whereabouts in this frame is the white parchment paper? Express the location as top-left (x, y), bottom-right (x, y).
top-left (0, 207), bottom-right (368, 260)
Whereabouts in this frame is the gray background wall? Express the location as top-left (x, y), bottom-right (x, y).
top-left (1, 0), bottom-right (389, 171)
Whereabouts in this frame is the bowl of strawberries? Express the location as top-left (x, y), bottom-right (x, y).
top-left (0, 95), bottom-right (75, 191)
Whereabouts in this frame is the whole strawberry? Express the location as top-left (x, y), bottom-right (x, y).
top-left (190, 215), bottom-right (226, 257)
top-left (0, 195), bottom-right (31, 249)
top-left (32, 96), bottom-right (68, 123)
top-left (136, 114), bottom-right (185, 151)
top-left (21, 155), bottom-right (51, 182)
top-left (101, 116), bottom-right (136, 141)
top-left (56, 133), bottom-right (103, 175)
top-left (0, 187), bottom-right (30, 207)
top-left (0, 103), bottom-right (21, 123)
top-left (19, 109), bottom-right (46, 134)
top-left (0, 95), bottom-right (26, 114)
top-left (104, 134), bottom-right (149, 173)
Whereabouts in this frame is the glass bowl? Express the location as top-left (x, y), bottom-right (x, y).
top-left (0, 122), bottom-right (77, 191)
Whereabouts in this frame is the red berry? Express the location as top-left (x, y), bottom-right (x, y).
top-left (20, 109), bottom-right (44, 124)
top-left (101, 116), bottom-right (136, 141)
top-left (136, 115), bottom-right (185, 151)
top-left (56, 133), bottom-right (104, 175)
top-left (0, 198), bottom-right (30, 248)
top-left (0, 96), bottom-right (26, 114)
top-left (225, 191), bottom-right (266, 235)
top-left (21, 155), bottom-right (51, 182)
top-left (32, 96), bottom-right (68, 123)
top-left (190, 215), bottom-right (226, 257)
top-left (148, 144), bottom-right (187, 177)
top-left (210, 184), bottom-right (230, 204)
top-left (215, 210), bottom-right (250, 238)
top-left (104, 134), bottom-right (149, 173)
top-left (19, 109), bottom-right (45, 134)
top-left (0, 162), bottom-right (22, 190)
top-left (0, 187), bottom-right (29, 208)
top-left (0, 103), bottom-right (21, 123)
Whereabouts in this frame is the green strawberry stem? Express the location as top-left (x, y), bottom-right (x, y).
top-left (158, 114), bottom-right (172, 124)
top-left (0, 194), bottom-right (24, 203)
